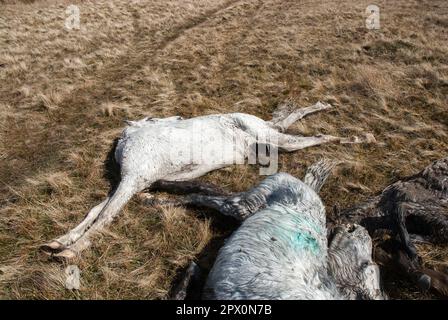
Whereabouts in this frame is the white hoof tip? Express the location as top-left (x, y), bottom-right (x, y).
top-left (41, 241), bottom-right (65, 253)
top-left (364, 133), bottom-right (377, 143)
top-left (339, 136), bottom-right (360, 144)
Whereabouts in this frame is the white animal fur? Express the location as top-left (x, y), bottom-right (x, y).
top-left (195, 162), bottom-right (384, 300)
top-left (43, 102), bottom-right (373, 259)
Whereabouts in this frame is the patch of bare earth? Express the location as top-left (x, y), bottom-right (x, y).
top-left (0, 0), bottom-right (447, 299)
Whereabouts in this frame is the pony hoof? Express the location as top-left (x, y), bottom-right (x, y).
top-left (54, 249), bottom-right (77, 261)
top-left (41, 240), bottom-right (66, 253)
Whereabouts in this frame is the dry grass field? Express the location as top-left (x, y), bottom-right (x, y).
top-left (0, 0), bottom-right (447, 299)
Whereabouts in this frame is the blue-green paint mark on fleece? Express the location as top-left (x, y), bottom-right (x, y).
top-left (295, 231), bottom-right (320, 254)
top-left (270, 204), bottom-right (323, 255)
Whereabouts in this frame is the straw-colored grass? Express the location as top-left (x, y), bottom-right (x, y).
top-left (0, 0), bottom-right (447, 299)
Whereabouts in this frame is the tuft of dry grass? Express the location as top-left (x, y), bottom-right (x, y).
top-left (1, 0), bottom-right (447, 299)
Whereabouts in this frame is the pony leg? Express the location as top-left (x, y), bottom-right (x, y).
top-left (41, 197), bottom-right (110, 253)
top-left (276, 132), bottom-right (375, 152)
top-left (177, 174), bottom-right (297, 221)
top-left (53, 178), bottom-right (138, 259)
top-left (170, 262), bottom-right (203, 300)
top-left (269, 101), bottom-right (332, 132)
top-left (148, 179), bottom-right (231, 197)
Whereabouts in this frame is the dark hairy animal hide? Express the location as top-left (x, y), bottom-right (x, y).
top-left (334, 157), bottom-right (448, 296)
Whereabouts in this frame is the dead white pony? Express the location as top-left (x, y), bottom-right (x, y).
top-left (174, 160), bottom-right (384, 300)
top-left (43, 102), bottom-right (374, 259)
